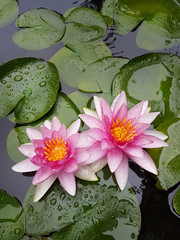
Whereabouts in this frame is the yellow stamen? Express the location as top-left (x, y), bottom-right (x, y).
top-left (110, 117), bottom-right (137, 143)
top-left (43, 137), bottom-right (67, 162)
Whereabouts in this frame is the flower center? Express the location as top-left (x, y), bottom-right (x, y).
top-left (110, 117), bottom-right (137, 143)
top-left (43, 137), bottom-right (68, 162)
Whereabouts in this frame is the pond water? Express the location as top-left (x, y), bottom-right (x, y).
top-left (0, 0), bottom-right (180, 239)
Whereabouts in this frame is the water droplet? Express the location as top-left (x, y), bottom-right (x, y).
top-left (39, 81), bottom-right (46, 87)
top-left (23, 112), bottom-right (36, 121)
top-left (60, 192), bottom-right (66, 200)
top-left (50, 198), bottom-right (57, 206)
top-left (26, 106), bottom-right (30, 109)
top-left (74, 202), bottom-right (79, 208)
top-left (9, 231), bottom-right (13, 235)
top-left (1, 80), bottom-right (7, 84)
top-left (7, 84), bottom-right (11, 88)
top-left (14, 75), bottom-right (23, 82)
top-left (37, 63), bottom-right (45, 69)
top-left (45, 74), bottom-right (50, 79)
top-left (14, 228), bottom-right (20, 235)
top-left (84, 194), bottom-right (88, 198)
top-left (25, 71), bottom-right (29, 75)
top-left (131, 233), bottom-right (136, 239)
top-left (32, 108), bottom-right (36, 111)
top-left (58, 205), bottom-right (62, 211)
top-left (0, 234), bottom-right (2, 239)
top-left (38, 71), bottom-right (41, 75)
top-left (58, 216), bottom-right (62, 221)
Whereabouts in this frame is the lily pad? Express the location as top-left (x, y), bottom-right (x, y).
top-left (101, 0), bottom-right (116, 26)
top-left (68, 91), bottom-right (90, 113)
top-left (79, 57), bottom-right (129, 93)
top-left (173, 187), bottom-right (180, 216)
top-left (0, 58), bottom-right (59, 123)
top-left (23, 167), bottom-right (141, 239)
top-left (7, 93), bottom-right (80, 163)
top-left (49, 42), bottom-right (111, 88)
top-left (13, 8), bottom-right (65, 50)
top-left (62, 7), bottom-right (107, 45)
top-left (0, 0), bottom-right (18, 28)
top-left (112, 53), bottom-right (180, 126)
top-left (0, 190), bottom-right (25, 240)
top-left (114, 0), bottom-right (180, 50)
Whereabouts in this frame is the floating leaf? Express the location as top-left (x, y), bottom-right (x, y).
top-left (101, 0), bottom-right (116, 26)
top-left (49, 42), bottom-right (111, 88)
top-left (79, 57), bottom-right (129, 93)
top-left (0, 190), bottom-right (25, 240)
top-left (7, 93), bottom-right (80, 163)
top-left (107, 0), bottom-right (180, 50)
top-left (23, 168), bottom-right (141, 239)
top-left (62, 7), bottom-right (107, 45)
top-left (112, 53), bottom-right (180, 126)
top-left (0, 58), bottom-right (59, 123)
top-left (173, 187), bottom-right (180, 216)
top-left (13, 8), bottom-right (65, 50)
top-left (148, 118), bottom-right (180, 190)
top-left (0, 0), bottom-right (18, 28)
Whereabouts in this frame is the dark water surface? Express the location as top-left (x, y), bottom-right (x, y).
top-left (0, 0), bottom-right (180, 239)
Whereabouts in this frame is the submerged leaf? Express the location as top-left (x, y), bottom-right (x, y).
top-left (0, 0), bottom-right (18, 28)
top-left (49, 42), bottom-right (111, 88)
top-left (13, 8), bottom-right (65, 50)
top-left (0, 58), bottom-right (59, 123)
top-left (23, 168), bottom-right (141, 239)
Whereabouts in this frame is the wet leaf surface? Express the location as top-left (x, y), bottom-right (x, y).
top-left (0, 0), bottom-right (18, 28)
top-left (0, 58), bottom-right (59, 123)
top-left (23, 167), bottom-right (141, 239)
top-left (13, 9), bottom-right (65, 50)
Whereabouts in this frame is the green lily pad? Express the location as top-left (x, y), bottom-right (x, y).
top-left (49, 42), bottom-right (111, 88)
top-left (7, 93), bottom-right (80, 163)
top-left (13, 8), bottom-right (65, 50)
top-left (173, 187), bottom-right (180, 216)
top-left (79, 57), bottom-right (129, 93)
top-left (104, 0), bottom-right (180, 50)
top-left (0, 0), bottom-right (18, 28)
top-left (112, 53), bottom-right (180, 126)
top-left (62, 7), bottom-right (107, 45)
top-left (68, 91), bottom-right (90, 113)
top-left (0, 58), bottom-right (59, 123)
top-left (101, 0), bottom-right (116, 26)
top-left (0, 190), bottom-right (25, 240)
top-left (23, 167), bottom-right (141, 239)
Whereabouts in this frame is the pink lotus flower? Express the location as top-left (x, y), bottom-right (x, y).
top-left (12, 117), bottom-right (98, 202)
top-left (79, 91), bottom-right (168, 190)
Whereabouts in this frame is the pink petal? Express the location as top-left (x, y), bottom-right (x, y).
top-left (63, 158), bottom-right (78, 173)
top-left (41, 126), bottom-right (52, 139)
top-left (94, 96), bottom-right (102, 120)
top-left (79, 114), bottom-right (104, 130)
top-left (140, 100), bottom-right (148, 115)
top-left (127, 101), bottom-right (144, 121)
top-left (124, 145), bottom-right (144, 158)
top-left (68, 133), bottom-right (79, 153)
top-left (26, 128), bottom-right (42, 141)
top-left (100, 97), bottom-right (113, 122)
top-left (18, 144), bottom-right (35, 158)
top-left (52, 124), bottom-right (67, 141)
top-left (130, 150), bottom-right (157, 175)
top-left (114, 154), bottom-right (129, 190)
top-left (51, 116), bottom-right (61, 131)
top-left (135, 123), bottom-right (150, 136)
top-left (138, 112), bottom-right (160, 124)
top-left (32, 166), bottom-right (53, 185)
top-left (12, 158), bottom-right (40, 172)
top-left (34, 175), bottom-right (57, 202)
top-left (83, 108), bottom-right (98, 119)
top-left (44, 120), bottom-right (51, 129)
top-left (143, 130), bottom-right (168, 140)
top-left (107, 148), bottom-right (123, 172)
top-left (111, 91), bottom-right (127, 116)
top-left (58, 171), bottom-right (76, 196)
top-left (32, 139), bottom-right (45, 148)
top-left (67, 119), bottom-right (80, 138)
top-left (114, 103), bottom-right (127, 121)
top-left (139, 135), bottom-right (168, 148)
top-left (31, 155), bottom-right (43, 166)
top-left (74, 148), bottom-right (91, 164)
top-left (131, 134), bottom-right (152, 147)
top-left (81, 141), bottom-right (107, 165)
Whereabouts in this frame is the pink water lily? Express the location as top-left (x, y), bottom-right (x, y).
top-left (12, 117), bottom-right (97, 202)
top-left (79, 91), bottom-right (168, 190)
